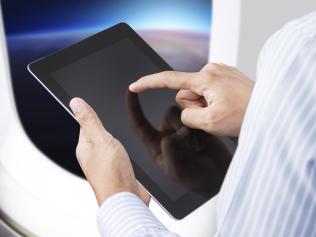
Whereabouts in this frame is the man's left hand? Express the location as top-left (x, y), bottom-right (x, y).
top-left (69, 97), bottom-right (150, 206)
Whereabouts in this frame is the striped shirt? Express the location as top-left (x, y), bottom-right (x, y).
top-left (97, 11), bottom-right (316, 237)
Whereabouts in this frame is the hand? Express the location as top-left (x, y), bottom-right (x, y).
top-left (69, 98), bottom-right (150, 206)
top-left (129, 63), bottom-right (253, 137)
top-left (126, 92), bottom-right (233, 195)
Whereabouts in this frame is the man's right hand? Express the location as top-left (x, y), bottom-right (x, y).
top-left (129, 63), bottom-right (254, 137)
top-left (126, 92), bottom-right (232, 195)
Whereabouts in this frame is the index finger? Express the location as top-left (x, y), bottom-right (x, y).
top-left (129, 71), bottom-right (196, 93)
top-left (126, 91), bottom-right (161, 157)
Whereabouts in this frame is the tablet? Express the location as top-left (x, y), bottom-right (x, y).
top-left (28, 23), bottom-right (235, 219)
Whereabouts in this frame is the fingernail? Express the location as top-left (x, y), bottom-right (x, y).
top-left (70, 98), bottom-right (81, 115)
top-left (129, 83), bottom-right (137, 91)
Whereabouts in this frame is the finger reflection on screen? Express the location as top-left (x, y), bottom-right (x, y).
top-left (126, 91), bottom-right (234, 196)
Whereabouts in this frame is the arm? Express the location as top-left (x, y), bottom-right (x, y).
top-left (69, 98), bottom-right (178, 237)
top-left (68, 63), bottom-right (252, 237)
top-left (97, 192), bottom-right (179, 237)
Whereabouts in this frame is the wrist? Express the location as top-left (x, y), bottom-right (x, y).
top-left (91, 184), bottom-right (129, 206)
top-left (88, 178), bottom-right (142, 206)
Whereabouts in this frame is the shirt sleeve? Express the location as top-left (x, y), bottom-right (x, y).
top-left (96, 192), bottom-right (180, 237)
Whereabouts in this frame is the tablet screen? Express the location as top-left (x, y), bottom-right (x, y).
top-left (51, 38), bottom-right (188, 200)
top-left (29, 24), bottom-right (235, 218)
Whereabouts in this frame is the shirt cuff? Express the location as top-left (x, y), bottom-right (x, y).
top-left (96, 192), bottom-right (168, 237)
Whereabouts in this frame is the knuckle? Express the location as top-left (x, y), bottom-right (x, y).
top-left (107, 136), bottom-right (117, 147)
top-left (202, 63), bottom-right (222, 75)
top-left (160, 71), bottom-right (174, 85)
top-left (189, 80), bottom-right (199, 92)
top-left (99, 134), bottom-right (116, 148)
top-left (162, 70), bottom-right (174, 78)
top-left (191, 72), bottom-right (200, 82)
top-left (188, 71), bottom-right (198, 81)
top-left (107, 138), bottom-right (126, 158)
top-left (80, 111), bottom-right (96, 126)
top-left (203, 63), bottom-right (217, 71)
top-left (190, 73), bottom-right (207, 91)
top-left (175, 91), bottom-right (183, 102)
top-left (218, 63), bottom-right (227, 67)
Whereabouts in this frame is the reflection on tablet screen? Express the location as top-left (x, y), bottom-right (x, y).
top-left (50, 37), bottom-right (234, 201)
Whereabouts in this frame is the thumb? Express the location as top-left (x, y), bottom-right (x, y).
top-left (181, 107), bottom-right (211, 131)
top-left (69, 98), bottom-right (108, 141)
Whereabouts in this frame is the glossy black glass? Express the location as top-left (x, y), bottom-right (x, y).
top-left (28, 23), bottom-right (236, 219)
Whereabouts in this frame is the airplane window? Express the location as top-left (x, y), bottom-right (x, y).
top-left (1, 0), bottom-right (211, 178)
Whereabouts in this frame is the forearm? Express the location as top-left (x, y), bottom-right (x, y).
top-left (97, 192), bottom-right (179, 237)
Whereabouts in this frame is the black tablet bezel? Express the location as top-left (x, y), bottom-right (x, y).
top-left (28, 23), bottom-right (213, 219)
